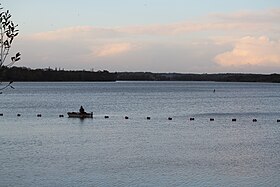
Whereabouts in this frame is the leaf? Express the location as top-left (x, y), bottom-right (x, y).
top-left (4, 40), bottom-right (10, 48)
top-left (9, 37), bottom-right (14, 44)
top-left (4, 40), bottom-right (9, 46)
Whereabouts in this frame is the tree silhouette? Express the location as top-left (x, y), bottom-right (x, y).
top-left (0, 3), bottom-right (20, 93)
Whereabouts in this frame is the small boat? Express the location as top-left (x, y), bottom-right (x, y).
top-left (67, 112), bottom-right (93, 118)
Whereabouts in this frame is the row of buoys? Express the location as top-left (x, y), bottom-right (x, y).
top-left (116, 117), bottom-right (280, 123)
top-left (1, 113), bottom-right (280, 123)
top-left (121, 116), bottom-right (275, 123)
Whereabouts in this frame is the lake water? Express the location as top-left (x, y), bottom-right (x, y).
top-left (0, 82), bottom-right (279, 187)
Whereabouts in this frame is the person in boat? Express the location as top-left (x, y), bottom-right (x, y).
top-left (79, 106), bottom-right (86, 114)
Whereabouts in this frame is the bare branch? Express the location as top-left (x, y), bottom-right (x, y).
top-left (0, 4), bottom-right (20, 92)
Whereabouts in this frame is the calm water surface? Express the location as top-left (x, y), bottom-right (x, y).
top-left (0, 82), bottom-right (279, 187)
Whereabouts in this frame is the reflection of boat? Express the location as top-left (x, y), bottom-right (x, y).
top-left (67, 112), bottom-right (93, 118)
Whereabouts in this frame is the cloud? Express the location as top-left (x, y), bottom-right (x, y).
top-left (27, 8), bottom-right (280, 41)
top-left (95, 43), bottom-right (132, 57)
top-left (215, 36), bottom-right (280, 67)
top-left (15, 8), bottom-right (280, 73)
top-left (30, 26), bottom-right (123, 41)
top-left (118, 8), bottom-right (280, 35)
top-left (117, 21), bottom-right (267, 36)
top-left (31, 26), bottom-right (93, 41)
top-left (212, 8), bottom-right (280, 23)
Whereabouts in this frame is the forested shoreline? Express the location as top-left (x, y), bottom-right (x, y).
top-left (1, 66), bottom-right (280, 83)
top-left (0, 67), bottom-right (117, 82)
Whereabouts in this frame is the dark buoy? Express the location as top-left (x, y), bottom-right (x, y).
top-left (0, 113), bottom-right (3, 116)
top-left (17, 114), bottom-right (21, 117)
top-left (253, 119), bottom-right (257, 122)
top-left (147, 117), bottom-right (151, 120)
top-left (104, 116), bottom-right (109, 119)
top-left (190, 117), bottom-right (195, 121)
top-left (277, 119), bottom-right (280, 123)
top-left (232, 118), bottom-right (237, 122)
top-left (37, 114), bottom-right (42, 117)
top-left (59, 115), bottom-right (64, 118)
top-left (168, 117), bottom-right (172, 120)
top-left (125, 116), bottom-right (129, 119)
top-left (210, 118), bottom-right (214, 121)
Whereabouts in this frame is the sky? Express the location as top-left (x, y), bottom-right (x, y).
top-left (2, 0), bottom-right (280, 73)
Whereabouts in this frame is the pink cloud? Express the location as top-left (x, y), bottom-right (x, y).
top-left (211, 8), bottom-right (280, 23)
top-left (215, 36), bottom-right (280, 67)
top-left (117, 8), bottom-right (280, 35)
top-left (95, 43), bottom-right (132, 57)
top-left (30, 26), bottom-right (122, 41)
top-left (25, 8), bottom-right (280, 42)
top-left (31, 26), bottom-right (93, 41)
top-left (15, 8), bottom-right (280, 73)
top-left (115, 21), bottom-right (257, 36)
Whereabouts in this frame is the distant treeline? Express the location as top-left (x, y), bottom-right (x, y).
top-left (117, 72), bottom-right (280, 83)
top-left (1, 66), bottom-right (280, 83)
top-left (0, 67), bottom-right (117, 82)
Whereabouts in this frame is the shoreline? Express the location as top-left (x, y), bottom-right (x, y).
top-left (1, 66), bottom-right (280, 83)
